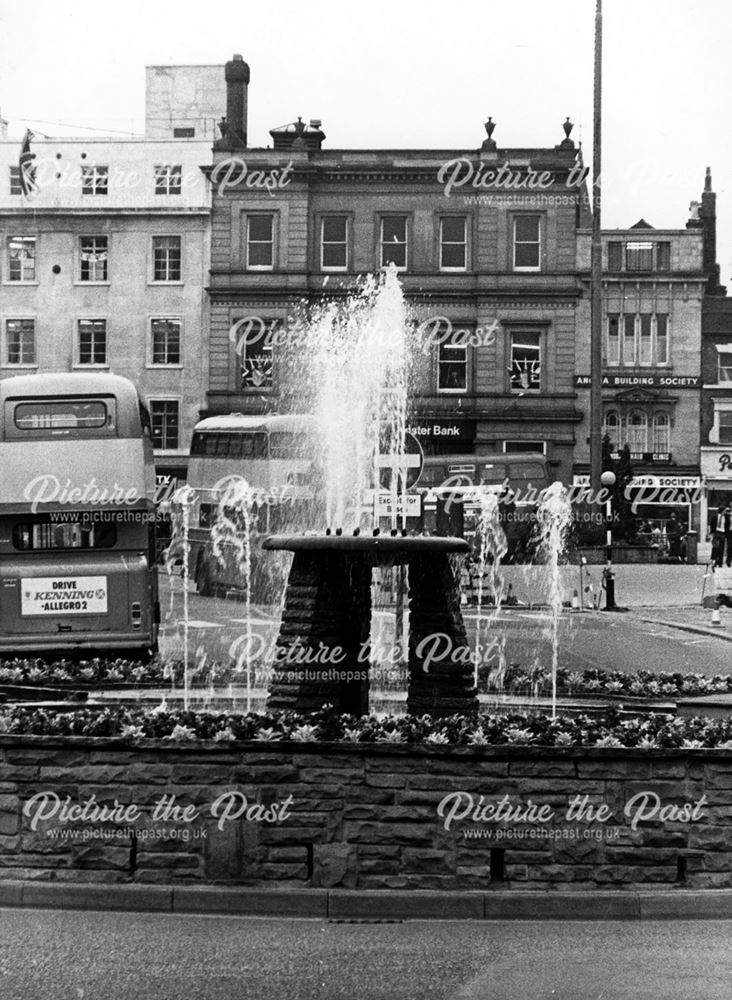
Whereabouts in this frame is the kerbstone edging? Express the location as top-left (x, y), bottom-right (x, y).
top-left (4, 881), bottom-right (732, 920)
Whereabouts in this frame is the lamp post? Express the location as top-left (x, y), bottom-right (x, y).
top-left (600, 470), bottom-right (616, 610)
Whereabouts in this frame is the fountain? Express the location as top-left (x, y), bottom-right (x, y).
top-left (264, 532), bottom-right (475, 718)
top-left (254, 267), bottom-right (480, 717)
top-left (534, 482), bottom-right (574, 717)
top-left (470, 492), bottom-right (509, 692)
top-left (210, 477), bottom-right (256, 711)
top-left (165, 484), bottom-right (196, 709)
top-left (159, 265), bottom-right (577, 722)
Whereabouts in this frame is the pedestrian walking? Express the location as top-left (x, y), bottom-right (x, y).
top-left (665, 512), bottom-right (683, 562)
top-left (708, 506), bottom-right (732, 568)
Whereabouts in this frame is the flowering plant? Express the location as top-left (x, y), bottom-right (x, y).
top-left (0, 703), bottom-right (729, 749)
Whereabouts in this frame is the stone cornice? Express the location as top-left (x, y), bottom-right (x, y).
top-left (0, 207), bottom-right (209, 217)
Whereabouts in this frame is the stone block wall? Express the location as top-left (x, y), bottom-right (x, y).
top-left (0, 737), bottom-right (730, 890)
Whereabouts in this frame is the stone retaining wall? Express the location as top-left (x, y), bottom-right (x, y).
top-left (1, 737), bottom-right (731, 890)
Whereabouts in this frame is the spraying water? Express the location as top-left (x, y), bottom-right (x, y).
top-left (534, 482), bottom-right (573, 717)
top-left (471, 492), bottom-right (509, 691)
top-left (166, 484), bottom-right (196, 709)
top-left (211, 477), bottom-right (256, 712)
top-left (285, 266), bottom-right (412, 532)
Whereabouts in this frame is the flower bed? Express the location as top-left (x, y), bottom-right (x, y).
top-left (0, 658), bottom-right (165, 688)
top-left (2, 703), bottom-right (732, 750)
top-left (485, 665), bottom-right (732, 700)
top-left (3, 658), bottom-right (732, 702)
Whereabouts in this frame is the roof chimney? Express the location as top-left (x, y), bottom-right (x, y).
top-left (222, 54), bottom-right (250, 148)
top-left (700, 167), bottom-right (723, 294)
top-left (0, 108), bottom-right (7, 140)
top-left (269, 117), bottom-right (326, 150)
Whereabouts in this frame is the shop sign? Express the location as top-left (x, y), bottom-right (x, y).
top-left (701, 449), bottom-right (732, 479)
top-left (407, 419), bottom-right (475, 442)
top-left (575, 375), bottom-right (700, 389)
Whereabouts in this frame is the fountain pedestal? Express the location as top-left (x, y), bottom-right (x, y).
top-left (263, 534), bottom-right (477, 718)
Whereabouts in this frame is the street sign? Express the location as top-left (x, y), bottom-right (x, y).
top-left (376, 431), bottom-right (424, 489)
top-left (374, 492), bottom-right (422, 519)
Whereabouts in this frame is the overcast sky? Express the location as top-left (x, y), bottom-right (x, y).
top-left (1, 0), bottom-right (731, 280)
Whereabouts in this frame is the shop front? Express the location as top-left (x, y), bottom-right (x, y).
top-left (624, 474), bottom-right (702, 541)
top-left (701, 448), bottom-right (732, 555)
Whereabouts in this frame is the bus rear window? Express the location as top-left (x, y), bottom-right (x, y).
top-left (269, 432), bottom-right (309, 459)
top-left (507, 461), bottom-right (546, 481)
top-left (13, 400), bottom-right (110, 431)
top-left (480, 463), bottom-right (508, 485)
top-left (192, 432), bottom-right (266, 458)
top-left (13, 519), bottom-right (117, 550)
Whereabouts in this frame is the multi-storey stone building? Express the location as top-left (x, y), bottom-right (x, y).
top-left (574, 211), bottom-right (706, 532)
top-left (205, 56), bottom-right (589, 483)
top-left (0, 64), bottom-right (224, 484)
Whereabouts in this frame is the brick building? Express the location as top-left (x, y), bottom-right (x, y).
top-left (204, 56), bottom-right (589, 483)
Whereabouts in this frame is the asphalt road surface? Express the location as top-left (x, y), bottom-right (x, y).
top-left (159, 575), bottom-right (732, 680)
top-left (1, 909), bottom-right (731, 1000)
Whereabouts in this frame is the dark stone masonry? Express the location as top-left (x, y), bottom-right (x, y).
top-left (1, 736), bottom-right (731, 890)
top-left (264, 534), bottom-right (478, 718)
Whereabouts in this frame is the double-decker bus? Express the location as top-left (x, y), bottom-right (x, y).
top-left (417, 452), bottom-right (553, 549)
top-left (0, 373), bottom-right (159, 658)
top-left (186, 414), bottom-right (318, 598)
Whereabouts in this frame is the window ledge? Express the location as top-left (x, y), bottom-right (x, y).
top-left (73, 364), bottom-right (110, 370)
top-left (73, 281), bottom-right (111, 287)
top-left (146, 364), bottom-right (184, 370)
top-left (2, 281), bottom-right (39, 287)
top-left (2, 364), bottom-right (38, 370)
top-left (148, 281), bottom-right (184, 286)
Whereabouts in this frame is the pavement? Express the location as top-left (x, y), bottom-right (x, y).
top-left (4, 909), bottom-right (732, 1000)
top-left (498, 562), bottom-right (716, 609)
top-left (635, 606), bottom-right (732, 643)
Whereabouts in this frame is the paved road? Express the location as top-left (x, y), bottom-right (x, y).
top-left (1, 909), bottom-right (731, 1000)
top-left (464, 608), bottom-right (732, 677)
top-left (158, 575), bottom-right (732, 683)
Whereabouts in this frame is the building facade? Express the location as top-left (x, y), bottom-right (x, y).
top-left (697, 170), bottom-right (732, 546)
top-left (145, 64), bottom-right (224, 141)
top-left (205, 56), bottom-right (589, 484)
top-left (574, 215), bottom-right (705, 531)
top-left (0, 64), bottom-right (223, 483)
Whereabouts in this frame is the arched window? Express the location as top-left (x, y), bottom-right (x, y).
top-left (652, 412), bottom-right (670, 453)
top-left (603, 410), bottom-right (622, 447)
top-left (626, 411), bottom-right (648, 452)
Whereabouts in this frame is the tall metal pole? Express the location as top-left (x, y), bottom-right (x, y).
top-left (589, 0), bottom-right (603, 494)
